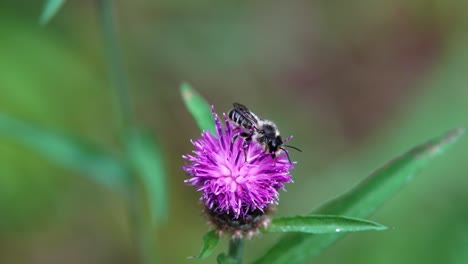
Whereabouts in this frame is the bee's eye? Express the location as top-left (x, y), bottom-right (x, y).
top-left (276, 137), bottom-right (283, 145)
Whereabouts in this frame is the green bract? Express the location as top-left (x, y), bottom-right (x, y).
top-left (180, 83), bottom-right (216, 134)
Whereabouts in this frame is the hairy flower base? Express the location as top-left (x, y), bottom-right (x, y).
top-left (205, 205), bottom-right (275, 239)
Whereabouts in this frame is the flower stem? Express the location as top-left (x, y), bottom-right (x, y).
top-left (228, 238), bottom-right (245, 264)
top-left (96, 1), bottom-right (156, 264)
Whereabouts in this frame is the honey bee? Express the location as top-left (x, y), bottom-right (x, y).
top-left (228, 103), bottom-right (301, 164)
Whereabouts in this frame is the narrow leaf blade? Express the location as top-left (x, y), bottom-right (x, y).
top-left (0, 113), bottom-right (127, 190)
top-left (39, 0), bottom-right (66, 25)
top-left (180, 82), bottom-right (215, 133)
top-left (265, 215), bottom-right (387, 234)
top-left (253, 128), bottom-right (465, 264)
top-left (189, 230), bottom-right (220, 259)
top-left (127, 129), bottom-right (168, 223)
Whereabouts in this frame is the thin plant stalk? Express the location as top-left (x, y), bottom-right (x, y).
top-left (96, 0), bottom-right (157, 263)
top-left (96, 0), bottom-right (132, 132)
top-left (228, 238), bottom-right (245, 264)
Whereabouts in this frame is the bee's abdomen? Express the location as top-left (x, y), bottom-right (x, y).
top-left (228, 109), bottom-right (253, 129)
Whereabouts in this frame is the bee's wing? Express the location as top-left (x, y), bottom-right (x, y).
top-left (233, 103), bottom-right (260, 125)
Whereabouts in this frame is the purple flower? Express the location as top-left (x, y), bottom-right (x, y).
top-left (183, 106), bottom-right (294, 220)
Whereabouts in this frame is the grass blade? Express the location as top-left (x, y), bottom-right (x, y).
top-left (0, 113), bottom-right (127, 190)
top-left (265, 215), bottom-right (387, 234)
top-left (127, 129), bottom-right (168, 223)
top-left (253, 128), bottom-right (465, 264)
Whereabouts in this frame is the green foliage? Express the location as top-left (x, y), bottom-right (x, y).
top-left (265, 215), bottom-right (387, 234)
top-left (127, 129), bottom-right (169, 223)
top-left (190, 230), bottom-right (220, 259)
top-left (0, 113), bottom-right (127, 190)
top-left (39, 0), bottom-right (66, 25)
top-left (11, 2), bottom-right (467, 263)
top-left (180, 82), bottom-right (216, 134)
top-left (253, 128), bottom-right (465, 264)
top-left (217, 253), bottom-right (237, 264)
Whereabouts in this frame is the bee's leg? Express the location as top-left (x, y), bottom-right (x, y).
top-left (232, 130), bottom-right (249, 141)
top-left (240, 132), bottom-right (250, 139)
top-left (232, 131), bottom-right (251, 162)
top-left (271, 153), bottom-right (277, 166)
top-left (231, 133), bottom-right (240, 144)
top-left (231, 131), bottom-right (249, 144)
top-left (243, 135), bottom-right (252, 161)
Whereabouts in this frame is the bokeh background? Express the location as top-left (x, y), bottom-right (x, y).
top-left (1, 1), bottom-right (468, 263)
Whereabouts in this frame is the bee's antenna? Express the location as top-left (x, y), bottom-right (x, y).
top-left (283, 144), bottom-right (302, 152)
top-left (280, 147), bottom-right (293, 164)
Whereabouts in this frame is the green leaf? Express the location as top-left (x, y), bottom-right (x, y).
top-left (127, 129), bottom-right (168, 223)
top-left (39, 0), bottom-right (66, 25)
top-left (180, 82), bottom-right (215, 134)
top-left (265, 215), bottom-right (387, 234)
top-left (0, 113), bottom-right (127, 190)
top-left (217, 253), bottom-right (237, 264)
top-left (253, 128), bottom-right (465, 264)
top-left (189, 230), bottom-right (220, 259)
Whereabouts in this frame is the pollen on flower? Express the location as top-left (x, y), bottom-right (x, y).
top-left (183, 106), bottom-right (295, 238)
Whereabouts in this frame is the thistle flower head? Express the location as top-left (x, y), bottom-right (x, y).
top-left (183, 106), bottom-right (294, 222)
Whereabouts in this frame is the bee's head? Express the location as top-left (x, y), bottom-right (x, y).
top-left (272, 136), bottom-right (302, 165)
top-left (268, 136), bottom-right (283, 152)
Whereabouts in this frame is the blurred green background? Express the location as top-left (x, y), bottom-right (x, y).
top-left (1, 1), bottom-right (467, 263)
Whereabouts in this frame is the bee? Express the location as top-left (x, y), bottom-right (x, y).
top-left (227, 102), bottom-right (301, 164)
